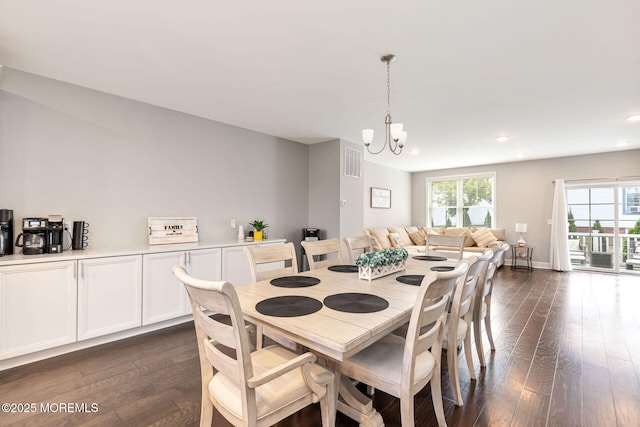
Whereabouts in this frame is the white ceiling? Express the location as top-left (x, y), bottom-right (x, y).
top-left (1, 1), bottom-right (639, 172)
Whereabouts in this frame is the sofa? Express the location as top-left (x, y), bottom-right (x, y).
top-left (364, 226), bottom-right (507, 267)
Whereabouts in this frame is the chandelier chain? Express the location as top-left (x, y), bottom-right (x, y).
top-left (387, 60), bottom-right (391, 113)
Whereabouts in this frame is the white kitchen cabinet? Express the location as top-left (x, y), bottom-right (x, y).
top-left (78, 255), bottom-right (142, 341)
top-left (142, 248), bottom-right (222, 325)
top-left (0, 261), bottom-right (77, 359)
top-left (222, 242), bottom-right (286, 286)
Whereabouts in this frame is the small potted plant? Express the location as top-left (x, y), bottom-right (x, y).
top-left (249, 219), bottom-right (268, 241)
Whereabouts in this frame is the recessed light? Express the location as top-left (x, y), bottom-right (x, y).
top-left (627, 114), bottom-right (640, 122)
top-left (615, 140), bottom-right (630, 147)
top-left (516, 153), bottom-right (525, 159)
top-left (496, 136), bottom-right (509, 143)
top-left (410, 149), bottom-right (420, 155)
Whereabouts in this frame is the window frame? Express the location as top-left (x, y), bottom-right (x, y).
top-left (426, 172), bottom-right (497, 228)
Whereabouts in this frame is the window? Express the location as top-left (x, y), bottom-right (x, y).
top-left (427, 173), bottom-right (496, 228)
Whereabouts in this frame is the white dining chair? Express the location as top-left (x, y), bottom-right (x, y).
top-left (442, 249), bottom-right (491, 406)
top-left (244, 242), bottom-right (301, 350)
top-left (336, 262), bottom-right (469, 427)
top-left (473, 242), bottom-right (509, 367)
top-left (172, 266), bottom-right (336, 427)
top-left (301, 238), bottom-right (343, 270)
top-left (343, 234), bottom-right (373, 263)
top-left (425, 234), bottom-right (466, 260)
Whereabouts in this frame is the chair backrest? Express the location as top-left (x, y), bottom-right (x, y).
top-left (450, 257), bottom-right (479, 323)
top-left (466, 249), bottom-right (493, 293)
top-left (490, 242), bottom-right (510, 266)
top-left (425, 234), bottom-right (466, 260)
top-left (244, 242), bottom-right (298, 282)
top-left (301, 238), bottom-right (343, 270)
top-left (343, 235), bottom-right (373, 263)
top-left (402, 260), bottom-right (469, 387)
top-left (172, 266), bottom-right (255, 420)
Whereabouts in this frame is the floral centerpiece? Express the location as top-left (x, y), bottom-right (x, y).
top-left (356, 247), bottom-right (408, 281)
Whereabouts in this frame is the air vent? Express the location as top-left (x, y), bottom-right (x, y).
top-left (344, 147), bottom-right (362, 178)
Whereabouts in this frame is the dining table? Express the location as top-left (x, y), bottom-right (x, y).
top-left (235, 254), bottom-right (457, 427)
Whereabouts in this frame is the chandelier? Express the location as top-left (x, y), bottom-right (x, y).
top-left (362, 54), bottom-right (407, 155)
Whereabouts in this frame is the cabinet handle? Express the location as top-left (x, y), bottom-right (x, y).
top-left (74, 262), bottom-right (78, 279)
top-left (187, 251), bottom-right (191, 266)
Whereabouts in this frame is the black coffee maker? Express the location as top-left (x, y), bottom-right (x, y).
top-left (15, 218), bottom-right (49, 255)
top-left (0, 209), bottom-right (14, 256)
top-left (47, 215), bottom-right (66, 253)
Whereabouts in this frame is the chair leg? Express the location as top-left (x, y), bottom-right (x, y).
top-left (447, 344), bottom-right (463, 406)
top-left (485, 304), bottom-right (496, 351)
top-left (256, 325), bottom-right (264, 349)
top-left (430, 366), bottom-right (447, 427)
top-left (485, 315), bottom-right (496, 351)
top-left (400, 395), bottom-right (415, 427)
top-left (319, 376), bottom-right (336, 427)
top-left (474, 319), bottom-right (486, 368)
top-left (463, 328), bottom-right (476, 380)
top-left (200, 396), bottom-right (214, 427)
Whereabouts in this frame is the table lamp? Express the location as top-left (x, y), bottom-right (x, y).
top-left (515, 223), bottom-right (527, 246)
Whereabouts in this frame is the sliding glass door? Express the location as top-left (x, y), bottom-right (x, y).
top-left (566, 182), bottom-right (640, 273)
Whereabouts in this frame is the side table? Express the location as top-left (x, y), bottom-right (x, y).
top-left (511, 244), bottom-right (534, 271)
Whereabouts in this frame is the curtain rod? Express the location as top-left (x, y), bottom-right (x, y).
top-left (552, 176), bottom-right (640, 184)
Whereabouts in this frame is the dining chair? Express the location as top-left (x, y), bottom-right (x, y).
top-left (301, 238), bottom-right (343, 270)
top-left (244, 242), bottom-right (301, 350)
top-left (337, 261), bottom-right (469, 427)
top-left (425, 234), bottom-right (466, 260)
top-left (172, 266), bottom-right (336, 427)
top-left (442, 249), bottom-right (491, 406)
top-left (473, 242), bottom-right (509, 367)
top-left (343, 234), bottom-right (373, 263)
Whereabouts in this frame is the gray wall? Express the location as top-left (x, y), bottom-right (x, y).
top-left (0, 68), bottom-right (309, 251)
top-left (308, 140), bottom-right (340, 240)
top-left (364, 161), bottom-right (412, 229)
top-left (411, 150), bottom-right (640, 266)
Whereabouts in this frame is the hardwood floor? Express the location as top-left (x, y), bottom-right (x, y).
top-left (2, 268), bottom-right (640, 426)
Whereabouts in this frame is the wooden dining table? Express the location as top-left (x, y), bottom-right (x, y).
top-left (235, 255), bottom-right (457, 427)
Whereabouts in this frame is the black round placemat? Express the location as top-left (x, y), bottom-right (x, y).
top-left (270, 276), bottom-right (320, 288)
top-left (413, 255), bottom-right (448, 261)
top-left (255, 296), bottom-right (323, 317)
top-left (396, 275), bottom-right (425, 286)
top-left (328, 265), bottom-right (359, 273)
top-left (323, 293), bottom-right (389, 313)
top-left (431, 266), bottom-right (455, 272)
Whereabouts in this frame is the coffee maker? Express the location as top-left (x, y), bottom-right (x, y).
top-left (15, 218), bottom-right (49, 255)
top-left (0, 209), bottom-right (14, 256)
top-left (47, 215), bottom-right (65, 253)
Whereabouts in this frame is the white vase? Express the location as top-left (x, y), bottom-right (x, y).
top-left (237, 225), bottom-right (244, 240)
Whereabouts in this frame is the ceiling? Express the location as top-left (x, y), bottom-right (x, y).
top-left (1, 1), bottom-right (639, 172)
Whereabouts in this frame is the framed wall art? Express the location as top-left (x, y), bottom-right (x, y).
top-left (370, 187), bottom-right (391, 209)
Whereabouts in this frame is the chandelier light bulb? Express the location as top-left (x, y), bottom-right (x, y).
top-left (362, 129), bottom-right (374, 145)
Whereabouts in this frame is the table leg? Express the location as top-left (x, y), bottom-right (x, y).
top-left (337, 376), bottom-right (384, 427)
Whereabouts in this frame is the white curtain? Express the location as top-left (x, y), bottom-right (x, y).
top-left (550, 179), bottom-right (572, 271)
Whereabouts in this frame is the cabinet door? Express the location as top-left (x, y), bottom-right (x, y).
top-left (222, 243), bottom-right (286, 286)
top-left (78, 255), bottom-right (142, 340)
top-left (185, 248), bottom-right (222, 312)
top-left (142, 252), bottom-right (188, 325)
top-left (222, 246), bottom-right (253, 286)
top-left (0, 261), bottom-right (77, 359)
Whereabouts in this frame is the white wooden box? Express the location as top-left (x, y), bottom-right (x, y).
top-left (148, 217), bottom-right (198, 245)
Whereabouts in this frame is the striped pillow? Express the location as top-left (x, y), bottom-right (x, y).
top-left (471, 228), bottom-right (498, 247)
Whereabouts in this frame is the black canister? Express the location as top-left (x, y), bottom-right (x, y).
top-left (72, 221), bottom-right (89, 250)
top-left (0, 209), bottom-right (14, 256)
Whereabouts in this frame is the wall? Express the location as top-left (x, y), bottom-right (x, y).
top-left (364, 161), bottom-right (412, 228)
top-left (0, 68), bottom-right (309, 251)
top-left (308, 140), bottom-right (340, 239)
top-left (339, 140), bottom-right (365, 239)
top-left (411, 150), bottom-right (640, 267)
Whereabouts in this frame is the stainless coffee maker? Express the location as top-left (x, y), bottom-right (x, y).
top-left (0, 209), bottom-right (14, 256)
top-left (15, 218), bottom-right (48, 255)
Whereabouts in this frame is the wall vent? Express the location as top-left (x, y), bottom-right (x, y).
top-left (344, 147), bottom-right (362, 178)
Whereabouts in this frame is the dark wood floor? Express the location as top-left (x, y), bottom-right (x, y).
top-left (2, 268), bottom-right (640, 426)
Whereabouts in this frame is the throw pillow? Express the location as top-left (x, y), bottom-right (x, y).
top-left (471, 227), bottom-right (498, 247)
top-left (459, 228), bottom-right (476, 247)
top-left (389, 232), bottom-right (404, 248)
top-left (408, 231), bottom-right (426, 246)
top-left (369, 228), bottom-right (392, 249)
